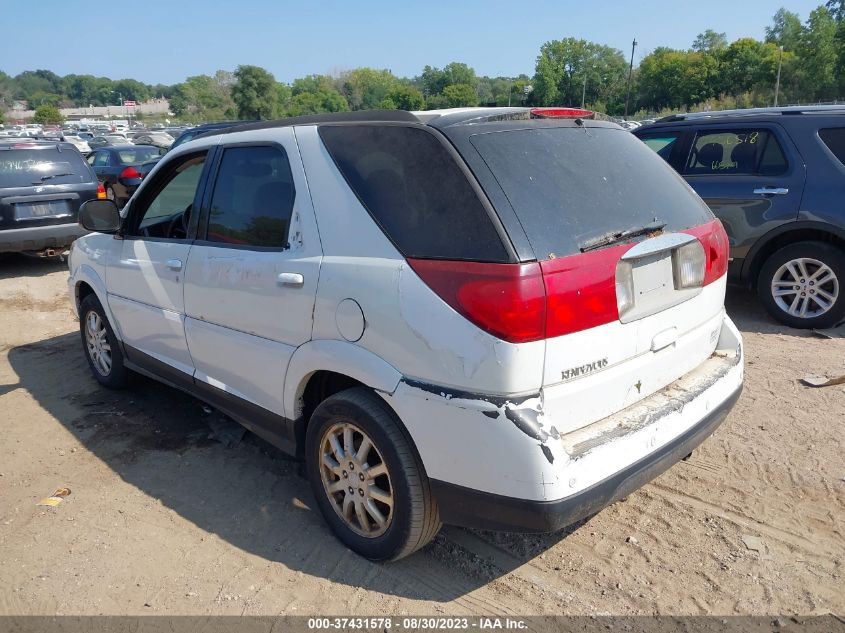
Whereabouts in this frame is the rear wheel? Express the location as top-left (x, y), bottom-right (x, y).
top-left (757, 241), bottom-right (845, 329)
top-left (80, 293), bottom-right (127, 388)
top-left (305, 387), bottom-right (440, 560)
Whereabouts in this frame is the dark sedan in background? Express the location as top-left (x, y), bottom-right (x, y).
top-left (0, 139), bottom-right (99, 255)
top-left (87, 145), bottom-right (163, 208)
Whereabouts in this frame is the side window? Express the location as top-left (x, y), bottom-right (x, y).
top-left (93, 151), bottom-right (110, 167)
top-left (319, 125), bottom-right (508, 261)
top-left (637, 132), bottom-right (681, 163)
top-left (129, 152), bottom-right (207, 238)
top-left (819, 128), bottom-right (845, 167)
top-left (205, 145), bottom-right (295, 248)
top-left (684, 129), bottom-right (787, 176)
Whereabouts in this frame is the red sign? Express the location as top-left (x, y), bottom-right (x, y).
top-left (123, 100), bottom-right (137, 107)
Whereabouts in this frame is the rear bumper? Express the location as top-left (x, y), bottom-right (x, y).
top-left (0, 223), bottom-right (86, 253)
top-left (431, 384), bottom-right (742, 532)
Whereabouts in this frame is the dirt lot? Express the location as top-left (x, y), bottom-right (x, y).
top-left (0, 253), bottom-right (842, 617)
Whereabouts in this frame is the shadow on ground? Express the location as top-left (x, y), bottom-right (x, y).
top-left (5, 330), bottom-right (593, 601)
top-left (0, 253), bottom-right (69, 281)
top-left (4, 286), bottom-right (834, 600)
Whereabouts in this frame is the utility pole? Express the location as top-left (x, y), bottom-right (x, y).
top-left (581, 72), bottom-right (587, 109)
top-left (774, 45), bottom-right (784, 107)
top-left (624, 38), bottom-right (637, 118)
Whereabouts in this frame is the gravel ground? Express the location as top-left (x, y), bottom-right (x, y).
top-left (0, 253), bottom-right (842, 617)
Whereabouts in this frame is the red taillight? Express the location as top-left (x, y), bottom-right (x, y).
top-left (96, 182), bottom-right (107, 199)
top-left (683, 219), bottom-right (729, 285)
top-left (409, 220), bottom-right (727, 344)
top-left (530, 107), bottom-right (595, 119)
top-left (541, 244), bottom-right (630, 338)
top-left (120, 166), bottom-right (141, 179)
top-left (407, 259), bottom-right (546, 344)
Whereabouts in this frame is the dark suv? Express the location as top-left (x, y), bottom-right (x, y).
top-left (634, 106), bottom-right (845, 328)
top-left (0, 140), bottom-right (98, 255)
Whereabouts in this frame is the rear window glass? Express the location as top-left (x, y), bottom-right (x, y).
top-left (319, 125), bottom-right (508, 261)
top-left (117, 147), bottom-right (160, 164)
top-left (0, 147), bottom-right (92, 188)
top-left (819, 128), bottom-right (845, 167)
top-left (469, 126), bottom-right (712, 260)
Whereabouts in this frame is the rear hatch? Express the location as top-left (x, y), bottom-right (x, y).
top-left (0, 142), bottom-right (98, 231)
top-left (454, 121), bottom-right (729, 433)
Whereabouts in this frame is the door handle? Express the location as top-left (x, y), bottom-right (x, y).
top-left (753, 187), bottom-right (789, 196)
top-left (166, 259), bottom-right (183, 271)
top-left (277, 272), bottom-right (304, 287)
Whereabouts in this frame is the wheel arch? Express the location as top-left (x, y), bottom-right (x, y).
top-left (73, 266), bottom-right (123, 342)
top-left (285, 340), bottom-right (403, 453)
top-left (744, 221), bottom-right (845, 288)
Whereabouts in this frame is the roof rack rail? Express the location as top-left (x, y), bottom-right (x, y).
top-left (656, 105), bottom-right (845, 123)
top-left (197, 109), bottom-right (419, 139)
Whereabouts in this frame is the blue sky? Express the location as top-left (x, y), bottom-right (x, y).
top-left (1, 0), bottom-right (825, 84)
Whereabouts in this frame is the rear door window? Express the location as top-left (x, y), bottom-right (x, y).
top-left (468, 126), bottom-right (712, 260)
top-left (204, 145), bottom-right (295, 248)
top-left (819, 128), bottom-right (845, 167)
top-left (319, 125), bottom-right (508, 261)
top-left (637, 131), bottom-right (682, 163)
top-left (0, 146), bottom-right (92, 188)
top-left (683, 129), bottom-right (787, 176)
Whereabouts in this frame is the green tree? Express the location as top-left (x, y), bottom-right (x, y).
top-left (31, 105), bottom-right (64, 124)
top-left (170, 73), bottom-right (235, 119)
top-left (231, 65), bottom-right (278, 120)
top-left (339, 68), bottom-right (398, 110)
top-left (533, 38), bottom-right (628, 110)
top-left (441, 83), bottom-right (477, 107)
top-left (285, 90), bottom-right (348, 117)
top-left (692, 30), bottom-right (728, 52)
top-left (383, 84), bottom-right (424, 110)
top-left (766, 8), bottom-right (804, 51)
top-left (797, 5), bottom-right (838, 99)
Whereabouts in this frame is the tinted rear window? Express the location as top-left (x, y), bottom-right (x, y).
top-left (0, 146), bottom-right (92, 188)
top-left (117, 147), bottom-right (161, 164)
top-left (319, 125), bottom-right (508, 261)
top-left (469, 126), bottom-right (713, 260)
top-left (819, 128), bottom-right (845, 167)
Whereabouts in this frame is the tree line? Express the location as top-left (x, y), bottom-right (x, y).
top-left (2, 3), bottom-right (843, 124)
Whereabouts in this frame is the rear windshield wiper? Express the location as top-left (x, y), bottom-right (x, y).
top-left (32, 172), bottom-right (73, 184)
top-left (579, 220), bottom-right (666, 253)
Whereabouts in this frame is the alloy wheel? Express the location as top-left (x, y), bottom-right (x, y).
top-left (319, 421), bottom-right (394, 538)
top-left (770, 257), bottom-right (839, 319)
top-left (84, 310), bottom-right (112, 376)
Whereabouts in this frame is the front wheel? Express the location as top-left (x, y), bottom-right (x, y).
top-left (79, 293), bottom-right (127, 388)
top-left (757, 241), bottom-right (845, 329)
top-left (305, 388), bottom-right (440, 560)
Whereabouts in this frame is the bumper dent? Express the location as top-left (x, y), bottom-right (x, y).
top-left (432, 384), bottom-right (743, 533)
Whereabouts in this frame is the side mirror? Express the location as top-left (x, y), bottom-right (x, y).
top-left (79, 199), bottom-right (121, 233)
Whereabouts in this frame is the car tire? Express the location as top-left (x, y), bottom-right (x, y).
top-left (757, 241), bottom-right (845, 329)
top-left (305, 387), bottom-right (441, 561)
top-left (79, 293), bottom-right (127, 389)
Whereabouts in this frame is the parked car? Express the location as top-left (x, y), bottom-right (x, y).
top-left (132, 131), bottom-right (173, 149)
top-left (1, 139), bottom-right (101, 255)
top-left (634, 105), bottom-right (845, 328)
top-left (60, 134), bottom-right (92, 156)
top-left (88, 135), bottom-right (131, 150)
top-left (86, 144), bottom-right (163, 207)
top-left (68, 108), bottom-right (743, 561)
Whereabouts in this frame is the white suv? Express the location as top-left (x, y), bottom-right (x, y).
top-left (68, 108), bottom-right (744, 560)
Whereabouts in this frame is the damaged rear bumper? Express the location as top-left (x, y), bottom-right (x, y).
top-left (384, 314), bottom-right (744, 533)
top-left (430, 383), bottom-right (741, 532)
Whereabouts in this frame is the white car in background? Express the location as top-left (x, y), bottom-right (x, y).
top-left (68, 108), bottom-right (743, 561)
